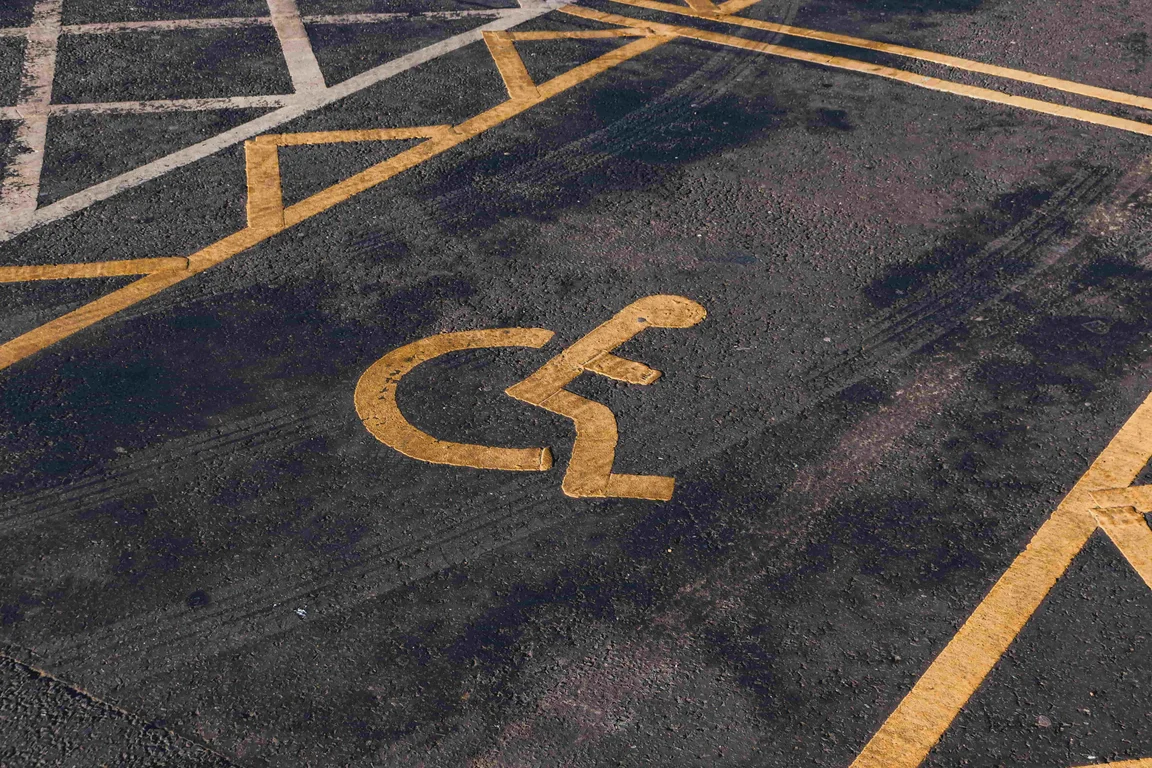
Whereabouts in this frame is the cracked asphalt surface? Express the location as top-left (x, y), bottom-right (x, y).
top-left (4, 0), bottom-right (1152, 765)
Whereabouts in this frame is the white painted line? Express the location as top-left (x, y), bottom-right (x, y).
top-left (0, 5), bottom-right (565, 242)
top-left (0, 0), bottom-right (63, 234)
top-left (48, 95), bottom-right (296, 115)
top-left (14, 9), bottom-right (520, 37)
top-left (302, 9), bottom-right (511, 24)
top-left (0, 107), bottom-right (18, 121)
top-left (266, 0), bottom-right (326, 93)
top-left (63, 17), bottom-right (271, 35)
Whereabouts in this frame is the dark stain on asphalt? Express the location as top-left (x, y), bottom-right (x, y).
top-left (1118, 31), bottom-right (1150, 70)
top-left (805, 107), bottom-right (855, 134)
top-left (865, 181), bottom-right (1058, 308)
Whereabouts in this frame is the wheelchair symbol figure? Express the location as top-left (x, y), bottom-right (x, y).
top-left (354, 295), bottom-right (706, 501)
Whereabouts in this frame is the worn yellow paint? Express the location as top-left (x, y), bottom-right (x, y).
top-left (565, 6), bottom-right (1152, 139)
top-left (0, 257), bottom-right (187, 282)
top-left (849, 389), bottom-right (1152, 768)
top-left (244, 139), bottom-right (285, 230)
top-left (1074, 761), bottom-right (1152, 768)
top-left (506, 295), bottom-right (705, 500)
top-left (485, 31), bottom-right (541, 101)
top-left (1090, 484), bottom-right (1152, 510)
top-left (255, 126), bottom-right (449, 146)
top-left (355, 328), bottom-right (555, 472)
top-left (609, 0), bottom-right (1152, 113)
top-left (508, 29), bottom-right (650, 41)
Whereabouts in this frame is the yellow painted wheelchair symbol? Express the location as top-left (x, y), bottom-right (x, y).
top-left (354, 295), bottom-right (706, 501)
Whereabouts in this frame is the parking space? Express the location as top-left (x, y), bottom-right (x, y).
top-left (5, 0), bottom-right (1152, 765)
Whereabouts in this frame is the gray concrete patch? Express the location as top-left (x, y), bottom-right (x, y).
top-left (51, 27), bottom-right (293, 105)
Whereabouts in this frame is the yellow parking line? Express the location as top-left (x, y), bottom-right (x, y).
top-left (255, 126), bottom-right (450, 146)
top-left (6, 2), bottom-right (1152, 374)
top-left (508, 29), bottom-right (649, 40)
top-left (563, 6), bottom-right (1152, 138)
top-left (1094, 506), bottom-right (1152, 589)
top-left (608, 0), bottom-right (1152, 113)
top-left (485, 30), bottom-right (541, 101)
top-left (849, 389), bottom-right (1152, 768)
top-left (0, 257), bottom-right (187, 282)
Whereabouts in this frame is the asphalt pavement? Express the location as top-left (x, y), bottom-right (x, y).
top-left (3, 0), bottom-right (1152, 765)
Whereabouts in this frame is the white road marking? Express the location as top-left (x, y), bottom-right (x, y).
top-left (47, 95), bottom-right (297, 115)
top-left (4, 9), bottom-right (512, 37)
top-left (0, 0), bottom-right (63, 234)
top-left (63, 17), bottom-right (270, 34)
top-left (0, 5), bottom-right (564, 243)
top-left (266, 0), bottom-right (327, 94)
top-left (303, 10), bottom-right (512, 25)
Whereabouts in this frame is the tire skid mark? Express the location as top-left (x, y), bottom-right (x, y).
top-left (809, 167), bottom-right (1118, 391)
top-left (0, 400), bottom-right (338, 535)
top-left (47, 485), bottom-right (552, 678)
top-left (424, 3), bottom-right (798, 227)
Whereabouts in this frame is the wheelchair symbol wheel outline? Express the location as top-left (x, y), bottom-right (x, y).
top-left (354, 295), bottom-right (706, 501)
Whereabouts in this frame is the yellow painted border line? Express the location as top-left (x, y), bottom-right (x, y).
top-left (0, 34), bottom-right (671, 372)
top-left (849, 388), bottom-right (1152, 768)
top-left (485, 30), bottom-right (541, 102)
top-left (607, 0), bottom-right (1152, 113)
top-left (0, 257), bottom-right (187, 282)
top-left (562, 6), bottom-right (1152, 138)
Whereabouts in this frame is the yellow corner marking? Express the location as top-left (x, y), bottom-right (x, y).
top-left (606, 0), bottom-right (1152, 113)
top-left (1074, 761), bottom-right (1152, 768)
top-left (564, 6), bottom-right (1152, 139)
top-left (1093, 506), bottom-right (1152, 589)
top-left (485, 31), bottom-right (541, 102)
top-left (0, 257), bottom-right (188, 282)
top-left (506, 295), bottom-right (705, 500)
top-left (354, 328), bottom-right (556, 472)
top-left (849, 389), bottom-right (1152, 768)
top-left (1090, 484), bottom-right (1152, 511)
top-left (245, 125), bottom-right (453, 229)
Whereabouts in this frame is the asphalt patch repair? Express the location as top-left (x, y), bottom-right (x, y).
top-left (5, 0), bottom-right (1152, 766)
